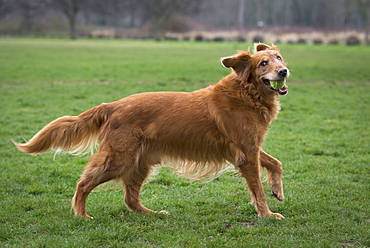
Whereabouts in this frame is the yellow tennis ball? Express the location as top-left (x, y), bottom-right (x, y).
top-left (270, 78), bottom-right (286, 90)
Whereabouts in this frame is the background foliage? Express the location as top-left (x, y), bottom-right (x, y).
top-left (0, 0), bottom-right (369, 41)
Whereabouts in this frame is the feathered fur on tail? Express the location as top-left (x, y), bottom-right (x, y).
top-left (13, 104), bottom-right (109, 155)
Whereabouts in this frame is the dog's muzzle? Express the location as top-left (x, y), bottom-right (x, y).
top-left (263, 67), bottom-right (290, 95)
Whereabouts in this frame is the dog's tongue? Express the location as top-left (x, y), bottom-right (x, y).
top-left (270, 78), bottom-right (286, 90)
top-left (278, 85), bottom-right (288, 95)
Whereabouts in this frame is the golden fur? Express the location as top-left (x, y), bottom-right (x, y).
top-left (13, 43), bottom-right (290, 219)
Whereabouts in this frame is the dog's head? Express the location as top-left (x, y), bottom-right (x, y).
top-left (222, 43), bottom-right (289, 95)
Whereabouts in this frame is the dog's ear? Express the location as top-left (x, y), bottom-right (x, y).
top-left (221, 52), bottom-right (251, 75)
top-left (254, 43), bottom-right (270, 52)
top-left (254, 43), bottom-right (279, 53)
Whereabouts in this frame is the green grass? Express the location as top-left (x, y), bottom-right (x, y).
top-left (0, 38), bottom-right (369, 247)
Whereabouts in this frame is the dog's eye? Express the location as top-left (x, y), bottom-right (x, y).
top-left (277, 56), bottom-right (282, 61)
top-left (260, 61), bottom-right (268, 67)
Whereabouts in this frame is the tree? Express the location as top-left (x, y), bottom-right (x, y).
top-left (15, 0), bottom-right (47, 34)
top-left (0, 0), bottom-right (13, 20)
top-left (356, 0), bottom-right (370, 45)
top-left (238, 0), bottom-right (245, 35)
top-left (52, 0), bottom-right (86, 39)
top-left (141, 0), bottom-right (203, 40)
top-left (86, 0), bottom-right (127, 27)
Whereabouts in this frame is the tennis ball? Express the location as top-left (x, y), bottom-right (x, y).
top-left (270, 78), bottom-right (286, 90)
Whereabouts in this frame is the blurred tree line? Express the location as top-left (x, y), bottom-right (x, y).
top-left (0, 0), bottom-right (369, 43)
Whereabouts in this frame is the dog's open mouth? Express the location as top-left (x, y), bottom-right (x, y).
top-left (263, 79), bottom-right (288, 95)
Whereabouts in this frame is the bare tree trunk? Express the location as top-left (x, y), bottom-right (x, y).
top-left (238, 0), bottom-right (245, 36)
top-left (69, 12), bottom-right (76, 39)
top-left (52, 0), bottom-right (84, 39)
top-left (365, 2), bottom-right (370, 45)
top-left (16, 0), bottom-right (38, 35)
top-left (357, 0), bottom-right (370, 45)
top-left (365, 14), bottom-right (370, 45)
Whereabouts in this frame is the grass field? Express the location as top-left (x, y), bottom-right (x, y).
top-left (0, 38), bottom-right (369, 247)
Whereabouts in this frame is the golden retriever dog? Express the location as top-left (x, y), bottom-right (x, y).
top-left (13, 43), bottom-right (289, 219)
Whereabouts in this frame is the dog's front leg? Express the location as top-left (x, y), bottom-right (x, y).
top-left (237, 151), bottom-right (284, 219)
top-left (260, 150), bottom-right (284, 201)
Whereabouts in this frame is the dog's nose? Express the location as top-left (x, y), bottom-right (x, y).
top-left (278, 68), bottom-right (288, 78)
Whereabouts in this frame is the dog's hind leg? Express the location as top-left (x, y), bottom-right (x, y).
top-left (106, 127), bottom-right (161, 214)
top-left (120, 154), bottom-right (159, 213)
top-left (260, 150), bottom-right (284, 201)
top-left (237, 150), bottom-right (284, 219)
top-left (122, 169), bottom-right (153, 213)
top-left (72, 149), bottom-right (118, 219)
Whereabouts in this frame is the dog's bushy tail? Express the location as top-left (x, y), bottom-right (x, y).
top-left (13, 104), bottom-right (109, 155)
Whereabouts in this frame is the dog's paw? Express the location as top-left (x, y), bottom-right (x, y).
top-left (271, 191), bottom-right (284, 201)
top-left (157, 210), bottom-right (169, 215)
top-left (271, 212), bottom-right (285, 219)
top-left (79, 214), bottom-right (93, 219)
